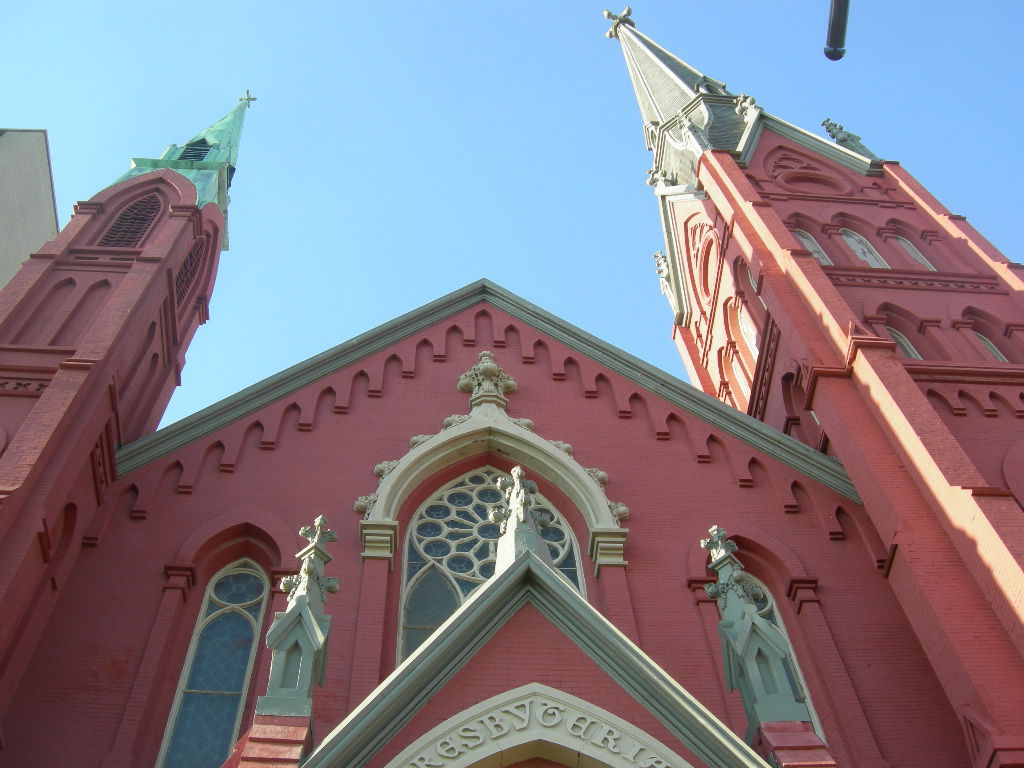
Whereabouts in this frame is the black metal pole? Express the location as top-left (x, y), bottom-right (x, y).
top-left (824, 0), bottom-right (850, 60)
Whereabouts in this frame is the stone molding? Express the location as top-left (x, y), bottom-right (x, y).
top-left (384, 683), bottom-right (697, 768)
top-left (824, 266), bottom-right (1004, 294)
top-left (301, 554), bottom-right (769, 768)
top-left (353, 368), bottom-right (629, 568)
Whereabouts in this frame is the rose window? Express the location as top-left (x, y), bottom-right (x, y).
top-left (401, 467), bottom-right (582, 659)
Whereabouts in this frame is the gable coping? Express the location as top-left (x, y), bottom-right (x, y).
top-left (115, 279), bottom-right (860, 503)
top-left (301, 553), bottom-right (770, 768)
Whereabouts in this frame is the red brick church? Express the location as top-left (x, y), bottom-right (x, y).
top-left (1, 10), bottom-right (1023, 768)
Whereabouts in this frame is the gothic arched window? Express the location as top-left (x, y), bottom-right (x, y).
top-left (794, 229), bottom-right (832, 266)
top-left (400, 467), bottom-right (582, 660)
top-left (894, 236), bottom-right (937, 271)
top-left (97, 193), bottom-right (162, 248)
top-left (157, 560), bottom-right (269, 768)
top-left (973, 330), bottom-right (1009, 362)
top-left (885, 327), bottom-right (923, 360)
top-left (840, 228), bottom-right (889, 269)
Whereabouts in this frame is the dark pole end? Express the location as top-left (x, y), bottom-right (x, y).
top-left (824, 45), bottom-right (846, 61)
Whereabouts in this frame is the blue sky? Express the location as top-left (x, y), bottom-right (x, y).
top-left (4, 2), bottom-right (1019, 427)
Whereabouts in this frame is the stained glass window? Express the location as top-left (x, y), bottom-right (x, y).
top-left (885, 327), bottom-right (922, 360)
top-left (895, 236), bottom-right (936, 271)
top-left (840, 228), bottom-right (889, 269)
top-left (973, 331), bottom-right (1009, 362)
top-left (158, 561), bottom-right (268, 768)
top-left (400, 467), bottom-right (582, 659)
top-left (794, 229), bottom-right (832, 266)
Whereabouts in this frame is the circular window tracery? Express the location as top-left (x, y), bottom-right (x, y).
top-left (407, 467), bottom-right (580, 595)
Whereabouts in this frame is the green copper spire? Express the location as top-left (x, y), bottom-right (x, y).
top-left (108, 91), bottom-right (255, 246)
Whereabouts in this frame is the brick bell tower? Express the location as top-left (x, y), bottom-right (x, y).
top-left (0, 95), bottom-right (251, 723)
top-left (606, 8), bottom-right (1024, 768)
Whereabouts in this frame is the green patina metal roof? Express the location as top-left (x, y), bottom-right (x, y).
top-left (105, 93), bottom-right (254, 246)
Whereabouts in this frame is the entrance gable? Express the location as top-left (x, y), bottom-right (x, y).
top-left (301, 554), bottom-right (769, 768)
top-left (383, 683), bottom-right (698, 768)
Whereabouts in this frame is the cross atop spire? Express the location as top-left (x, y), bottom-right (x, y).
top-left (239, 88), bottom-right (257, 107)
top-left (603, 6), bottom-right (635, 39)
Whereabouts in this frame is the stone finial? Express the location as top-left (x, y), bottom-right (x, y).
top-left (821, 118), bottom-right (856, 142)
top-left (257, 516), bottom-right (338, 718)
top-left (821, 118), bottom-right (880, 161)
top-left (457, 350), bottom-right (517, 409)
top-left (653, 250), bottom-right (669, 279)
top-left (491, 466), bottom-right (555, 574)
top-left (701, 524), bottom-right (738, 563)
top-left (603, 6), bottom-right (635, 39)
top-left (281, 515), bottom-right (340, 613)
top-left (733, 94), bottom-right (758, 122)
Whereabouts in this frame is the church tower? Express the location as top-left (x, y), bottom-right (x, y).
top-left (0, 97), bottom-right (250, 729)
top-left (607, 9), bottom-right (1024, 767)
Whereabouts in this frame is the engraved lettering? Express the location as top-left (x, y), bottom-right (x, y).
top-left (435, 738), bottom-right (465, 758)
top-left (477, 713), bottom-right (510, 739)
top-left (409, 756), bottom-right (443, 768)
top-left (501, 701), bottom-right (531, 730)
top-left (591, 724), bottom-right (622, 753)
top-left (622, 742), bottom-right (645, 762)
top-left (538, 702), bottom-right (565, 727)
top-left (457, 725), bottom-right (484, 748)
top-left (639, 757), bottom-right (670, 768)
top-left (567, 714), bottom-right (599, 739)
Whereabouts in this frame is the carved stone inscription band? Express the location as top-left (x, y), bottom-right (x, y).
top-left (398, 694), bottom-right (681, 768)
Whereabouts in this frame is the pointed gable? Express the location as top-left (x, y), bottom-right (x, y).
top-left (301, 554), bottom-right (770, 768)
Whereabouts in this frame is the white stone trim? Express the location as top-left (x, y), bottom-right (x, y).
top-left (384, 683), bottom-right (696, 768)
top-left (362, 403), bottom-right (626, 566)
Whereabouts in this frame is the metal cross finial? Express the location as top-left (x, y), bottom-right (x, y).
top-left (603, 6), bottom-right (635, 39)
top-left (300, 515), bottom-right (337, 549)
top-left (239, 89), bottom-right (258, 107)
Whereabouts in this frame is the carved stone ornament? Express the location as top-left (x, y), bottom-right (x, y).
top-left (733, 93), bottom-right (757, 121)
top-left (409, 434), bottom-right (433, 449)
top-left (653, 250), bottom-right (669, 279)
top-left (608, 500), bottom-right (629, 521)
top-left (509, 416), bottom-right (535, 431)
top-left (374, 460), bottom-right (399, 478)
top-left (257, 515), bottom-right (337, 718)
top-left (442, 413), bottom-right (471, 429)
top-left (457, 350), bottom-right (517, 409)
top-left (280, 515), bottom-right (340, 612)
top-left (700, 524), bottom-right (738, 563)
top-left (492, 466), bottom-right (556, 573)
top-left (550, 440), bottom-right (573, 455)
top-left (646, 167), bottom-right (671, 187)
top-left (585, 467), bottom-right (608, 485)
top-left (602, 6), bottom-right (635, 39)
top-left (353, 492), bottom-right (377, 516)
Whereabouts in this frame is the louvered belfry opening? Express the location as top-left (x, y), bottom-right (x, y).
top-left (97, 194), bottom-right (162, 248)
top-left (175, 236), bottom-right (207, 303)
top-left (178, 139), bottom-right (210, 161)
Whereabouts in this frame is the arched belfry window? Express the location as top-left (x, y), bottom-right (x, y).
top-left (794, 229), bottom-right (832, 266)
top-left (97, 193), bottom-right (162, 248)
top-left (157, 560), bottom-right (269, 768)
top-left (401, 467), bottom-right (582, 659)
top-left (839, 228), bottom-right (889, 269)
